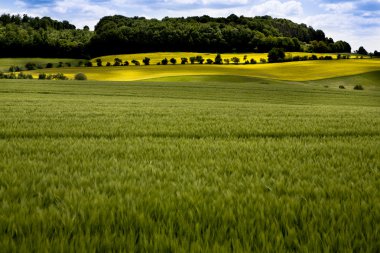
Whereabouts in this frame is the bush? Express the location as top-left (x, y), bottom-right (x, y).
top-left (337, 54), bottom-right (341, 60)
top-left (339, 85), bottom-right (345, 89)
top-left (124, 61), bottom-right (129, 66)
top-left (25, 62), bottom-right (37, 70)
top-left (292, 56), bottom-right (301, 61)
top-left (114, 58), bottom-right (122, 66)
top-left (224, 59), bottom-right (230, 64)
top-left (161, 58), bottom-right (168, 65)
top-left (181, 58), bottom-right (188, 64)
top-left (310, 55), bottom-right (318, 60)
top-left (75, 73), bottom-right (87, 80)
top-left (106, 62), bottom-right (111, 66)
top-left (85, 61), bottom-right (93, 67)
top-left (131, 60), bottom-right (140, 66)
top-left (214, 54), bottom-right (223, 64)
top-left (142, 57), bottom-right (150, 65)
top-left (260, 58), bottom-right (267, 64)
top-left (301, 56), bottom-right (308, 61)
top-left (58, 62), bottom-right (64, 67)
top-left (268, 48), bottom-right (285, 63)
top-left (206, 59), bottom-right (213, 64)
top-left (170, 58), bottom-right (177, 64)
top-left (231, 57), bottom-right (240, 64)
top-left (52, 73), bottom-right (68, 80)
top-left (250, 59), bottom-right (257, 64)
top-left (96, 59), bottom-right (102, 67)
top-left (195, 56), bottom-right (204, 64)
top-left (38, 73), bottom-right (47, 80)
top-left (353, 85), bottom-right (364, 90)
top-left (189, 57), bottom-right (196, 64)
top-left (46, 63), bottom-right (53, 68)
top-left (9, 66), bottom-right (21, 72)
top-left (324, 56), bottom-right (333, 60)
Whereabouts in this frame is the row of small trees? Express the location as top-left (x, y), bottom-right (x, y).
top-left (0, 72), bottom-right (87, 80)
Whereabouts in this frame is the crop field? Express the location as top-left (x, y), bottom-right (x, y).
top-left (92, 52), bottom-right (368, 65)
top-left (27, 58), bottom-right (380, 82)
top-left (0, 72), bottom-right (379, 252)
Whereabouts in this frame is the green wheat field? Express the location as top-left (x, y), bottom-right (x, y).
top-left (1, 72), bottom-right (379, 252)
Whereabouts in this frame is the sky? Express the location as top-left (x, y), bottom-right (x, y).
top-left (1, 0), bottom-right (379, 52)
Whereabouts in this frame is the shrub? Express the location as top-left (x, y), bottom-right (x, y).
top-left (38, 73), bottom-right (47, 80)
top-left (206, 59), bottom-right (213, 64)
top-left (292, 56), bottom-right (301, 61)
top-left (319, 56), bottom-right (325, 60)
top-left (301, 56), bottom-right (308, 61)
top-left (170, 58), bottom-right (177, 64)
top-left (311, 55), bottom-right (318, 60)
top-left (131, 60), bottom-right (140, 66)
top-left (181, 58), bottom-right (188, 64)
top-left (52, 73), bottom-right (68, 80)
top-left (161, 58), bottom-right (168, 65)
top-left (268, 48), bottom-right (285, 63)
top-left (9, 66), bottom-right (21, 72)
top-left (114, 58), bottom-right (122, 66)
top-left (65, 63), bottom-right (71, 67)
top-left (260, 58), bottom-right (267, 64)
top-left (231, 57), bottom-right (240, 64)
top-left (250, 59), bottom-right (257, 64)
top-left (25, 62), bottom-right (37, 70)
top-left (46, 63), bottom-right (53, 68)
top-left (324, 56), bottom-right (333, 60)
top-left (106, 62), bottom-right (111, 66)
top-left (75, 73), bottom-right (87, 80)
top-left (124, 61), bottom-right (129, 66)
top-left (339, 85), bottom-right (345, 89)
top-left (85, 61), bottom-right (93, 67)
top-left (353, 85), bottom-right (364, 90)
top-left (214, 54), bottom-right (223, 64)
top-left (96, 59), bottom-right (102, 67)
top-left (58, 62), bottom-right (64, 67)
top-left (37, 64), bottom-right (43, 69)
top-left (189, 57), bottom-right (196, 64)
top-left (224, 59), bottom-right (230, 64)
top-left (337, 54), bottom-right (341, 60)
top-left (142, 57), bottom-right (150, 65)
top-left (196, 56), bottom-right (204, 64)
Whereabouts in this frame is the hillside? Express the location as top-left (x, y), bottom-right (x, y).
top-left (0, 13), bottom-right (351, 58)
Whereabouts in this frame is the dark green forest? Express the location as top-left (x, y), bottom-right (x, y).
top-left (0, 14), bottom-right (352, 58)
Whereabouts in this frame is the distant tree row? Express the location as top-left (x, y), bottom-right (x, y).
top-left (1, 13), bottom-right (374, 59)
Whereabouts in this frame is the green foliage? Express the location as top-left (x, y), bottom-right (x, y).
top-left (357, 46), bottom-right (368, 55)
top-left (231, 57), bottom-right (240, 64)
top-left (131, 59), bottom-right (140, 66)
top-left (353, 84), bottom-right (364, 90)
top-left (268, 48), bottom-right (285, 63)
top-left (96, 59), bottom-right (102, 67)
top-left (74, 73), bottom-right (87, 80)
top-left (114, 58), bottom-right (123, 66)
top-left (181, 58), bottom-right (188, 64)
top-left (38, 73), bottom-right (47, 80)
top-left (196, 56), bottom-right (204, 64)
top-left (161, 58), bottom-right (168, 65)
top-left (206, 59), bottom-right (213, 64)
top-left (214, 54), bottom-right (223, 64)
top-left (189, 57), bottom-right (196, 64)
top-left (25, 62), bottom-right (37, 70)
top-left (85, 61), bottom-right (93, 67)
top-left (123, 60), bottom-right (129, 66)
top-left (250, 58), bottom-right (257, 64)
top-left (142, 57), bottom-right (150, 65)
top-left (260, 58), bottom-right (267, 63)
top-left (170, 58), bottom-right (177, 64)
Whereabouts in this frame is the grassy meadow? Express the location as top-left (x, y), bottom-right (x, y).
top-left (0, 71), bottom-right (379, 251)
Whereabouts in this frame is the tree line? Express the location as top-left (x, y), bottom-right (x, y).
top-left (0, 13), bottom-right (358, 59)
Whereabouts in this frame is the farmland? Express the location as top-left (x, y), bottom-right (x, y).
top-left (0, 72), bottom-right (379, 251)
top-left (19, 52), bottom-right (379, 82)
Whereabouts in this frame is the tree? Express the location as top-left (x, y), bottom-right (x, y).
top-left (75, 73), bottom-right (87, 80)
top-left (170, 58), bottom-right (177, 64)
top-left (268, 48), bottom-right (285, 63)
top-left (181, 58), bottom-right (188, 64)
top-left (357, 46), bottom-right (368, 55)
top-left (142, 57), bottom-right (150, 65)
top-left (114, 58), bottom-right (122, 66)
top-left (161, 58), bottom-right (168, 65)
top-left (96, 59), bottom-right (102, 66)
top-left (231, 57), bottom-right (240, 64)
top-left (189, 57), bottom-right (196, 64)
top-left (214, 54), bottom-right (223, 64)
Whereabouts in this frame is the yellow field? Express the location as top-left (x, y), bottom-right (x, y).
top-left (28, 58), bottom-right (380, 82)
top-left (92, 52), bottom-right (358, 65)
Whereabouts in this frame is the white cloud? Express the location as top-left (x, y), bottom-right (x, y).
top-left (250, 0), bottom-right (303, 17)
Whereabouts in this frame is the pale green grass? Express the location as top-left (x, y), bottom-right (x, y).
top-left (0, 77), bottom-right (379, 252)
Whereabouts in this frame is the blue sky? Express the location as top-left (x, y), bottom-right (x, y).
top-left (1, 0), bottom-right (379, 52)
